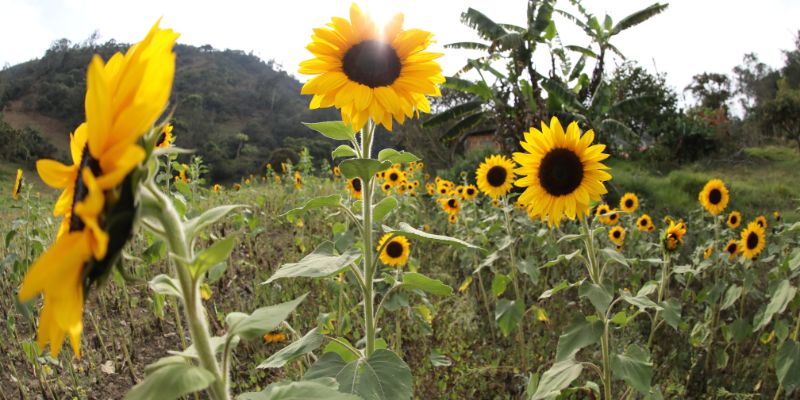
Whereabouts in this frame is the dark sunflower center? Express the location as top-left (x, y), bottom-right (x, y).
top-left (157, 132), bottom-right (167, 146)
top-left (757, 220), bottom-right (765, 228)
top-left (467, 188), bottom-right (475, 195)
top-left (708, 189), bottom-right (722, 205)
top-left (613, 230), bottom-right (621, 238)
top-left (14, 176), bottom-right (23, 195)
top-left (727, 243), bottom-right (737, 253)
top-left (730, 215), bottom-right (738, 224)
top-left (639, 219), bottom-right (647, 226)
top-left (625, 199), bottom-right (633, 208)
top-left (352, 178), bottom-right (362, 192)
top-left (538, 148), bottom-right (584, 196)
top-left (486, 166), bottom-right (507, 187)
top-left (342, 40), bottom-right (401, 88)
top-left (70, 144), bottom-right (102, 232)
top-left (746, 232), bottom-right (759, 249)
top-left (389, 172), bottom-right (399, 181)
top-left (386, 241), bottom-right (404, 258)
top-left (447, 199), bottom-right (457, 208)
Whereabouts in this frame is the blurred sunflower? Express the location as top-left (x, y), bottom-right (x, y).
top-left (698, 179), bottom-right (729, 215)
top-left (245, 178), bottom-right (251, 185)
top-left (491, 198), bottom-right (501, 208)
top-left (462, 185), bottom-right (478, 201)
top-left (636, 214), bottom-right (653, 232)
top-left (233, 183), bottom-right (241, 191)
top-left (663, 219), bottom-right (687, 252)
top-left (603, 209), bottom-right (620, 226)
top-left (514, 117), bottom-right (611, 227)
top-left (773, 211), bottom-right (781, 222)
top-left (12, 169), bottom-right (23, 200)
top-left (346, 177), bottom-right (362, 199)
top-left (263, 331), bottom-right (287, 344)
top-left (595, 204), bottom-right (611, 221)
top-left (213, 184), bottom-right (221, 193)
top-left (619, 193), bottom-right (638, 213)
top-left (294, 171), bottom-right (302, 190)
top-left (448, 213), bottom-right (457, 224)
top-left (384, 167), bottom-right (404, 186)
top-left (740, 222), bottom-right (765, 260)
top-left (381, 181), bottom-right (392, 194)
top-left (724, 239), bottom-right (740, 260)
top-left (476, 155), bottom-right (516, 199)
top-left (333, 166), bottom-right (341, 177)
top-left (21, 21), bottom-right (178, 357)
top-left (440, 197), bottom-right (460, 215)
top-left (703, 245), bottom-right (713, 260)
top-left (609, 226), bottom-right (626, 245)
top-left (155, 122), bottom-right (174, 149)
top-left (299, 3), bottom-right (444, 131)
top-left (755, 215), bottom-right (767, 230)
top-left (377, 233), bottom-right (410, 267)
top-left (727, 211), bottom-right (742, 229)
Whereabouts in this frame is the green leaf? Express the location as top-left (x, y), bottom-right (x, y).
top-left (258, 328), bottom-right (324, 369)
top-left (304, 349), bottom-right (413, 400)
top-left (720, 284), bottom-right (742, 311)
top-left (611, 345), bottom-right (653, 395)
top-left (660, 298), bottom-right (682, 330)
top-left (600, 247), bottom-right (629, 267)
top-left (495, 299), bottom-right (524, 337)
top-left (174, 180), bottom-right (191, 198)
top-left (283, 195), bottom-right (342, 220)
top-left (422, 100), bottom-right (484, 128)
top-left (753, 280), bottom-right (797, 331)
top-left (542, 249), bottom-right (582, 268)
top-left (531, 357), bottom-right (583, 400)
top-left (124, 362), bottom-right (216, 400)
top-left (621, 290), bottom-right (662, 311)
top-left (184, 205), bottom-right (244, 238)
top-left (332, 145), bottom-right (357, 160)
top-left (429, 350), bottom-right (452, 367)
top-left (637, 281), bottom-right (659, 298)
top-left (190, 237), bottom-right (236, 279)
top-left (377, 149), bottom-right (420, 164)
top-left (169, 336), bottom-right (238, 360)
top-left (555, 316), bottom-right (603, 362)
top-left (400, 273), bottom-right (453, 297)
top-left (776, 340), bottom-right (800, 391)
top-left (302, 121), bottom-right (356, 142)
top-left (149, 274), bottom-right (182, 298)
top-left (492, 273), bottom-right (511, 297)
top-left (264, 243), bottom-right (359, 284)
top-left (565, 45), bottom-right (597, 58)
top-left (611, 3), bottom-right (669, 36)
top-left (383, 222), bottom-right (480, 250)
top-left (239, 378), bottom-right (361, 400)
top-left (340, 159), bottom-right (391, 182)
top-left (372, 197), bottom-right (398, 224)
top-left (227, 294), bottom-right (308, 341)
top-left (579, 282), bottom-right (613, 315)
top-left (323, 338), bottom-right (360, 363)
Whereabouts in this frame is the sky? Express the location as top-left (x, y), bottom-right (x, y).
top-left (2, 0), bottom-right (799, 105)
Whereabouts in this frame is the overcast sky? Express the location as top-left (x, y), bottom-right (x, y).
top-left (2, 0), bottom-right (799, 105)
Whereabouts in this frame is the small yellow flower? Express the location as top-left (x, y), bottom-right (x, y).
top-left (377, 234), bottom-right (410, 268)
top-left (155, 122), bottom-right (174, 149)
top-left (333, 166), bottom-right (341, 177)
top-left (727, 211), bottom-right (742, 229)
top-left (619, 193), bottom-right (639, 213)
top-left (213, 184), bottom-right (220, 193)
top-left (663, 219), bottom-right (687, 252)
top-left (755, 215), bottom-right (767, 230)
top-left (698, 179), bottom-right (729, 215)
top-left (12, 169), bottom-right (23, 200)
top-left (294, 171), bottom-right (302, 190)
top-left (609, 226), bottom-right (625, 245)
top-left (703, 245), bottom-right (713, 260)
top-left (636, 214), bottom-right (653, 232)
top-left (263, 331), bottom-right (287, 344)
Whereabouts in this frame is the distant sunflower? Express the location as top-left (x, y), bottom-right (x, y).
top-left (698, 179), bottom-right (729, 215)
top-left (155, 122), bottom-right (174, 149)
top-left (381, 181), bottom-right (392, 194)
top-left (609, 226), bottom-right (626, 245)
top-left (245, 178), bottom-right (251, 185)
top-left (440, 197), bottom-right (460, 215)
top-left (299, 3), bottom-right (444, 131)
top-left (755, 215), bottom-right (767, 230)
top-left (333, 166), bottom-right (341, 177)
top-left (346, 178), bottom-right (362, 199)
top-left (437, 186), bottom-right (451, 196)
top-left (604, 209), bottom-right (620, 226)
top-left (213, 184), bottom-right (220, 193)
top-left (663, 219), bottom-right (687, 252)
top-left (462, 185), bottom-right (478, 201)
top-left (263, 331), bottom-right (287, 344)
top-left (448, 213), bottom-right (457, 224)
top-left (12, 169), bottom-right (23, 200)
top-left (703, 245), bottom-right (713, 260)
top-left (740, 222), bottom-right (765, 260)
top-left (636, 214), bottom-right (653, 232)
top-left (595, 204), bottom-right (611, 221)
top-left (773, 211), bottom-right (781, 222)
top-left (233, 183), bottom-right (241, 191)
top-left (491, 198), bottom-right (501, 208)
top-left (615, 243), bottom-right (624, 252)
top-left (294, 171), bottom-right (302, 190)
top-left (727, 211), bottom-right (742, 229)
top-left (619, 193), bottom-right (638, 213)
top-left (377, 233), bottom-right (410, 267)
top-left (724, 239), bottom-right (740, 260)
top-left (514, 117), bottom-right (611, 227)
top-left (384, 167), bottom-right (404, 186)
top-left (476, 155), bottom-right (516, 199)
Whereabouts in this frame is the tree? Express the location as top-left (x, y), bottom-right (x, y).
top-left (684, 72), bottom-right (732, 112)
top-left (733, 53), bottom-right (779, 112)
top-left (759, 80), bottom-right (800, 151)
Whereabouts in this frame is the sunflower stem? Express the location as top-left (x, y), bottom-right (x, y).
top-left (580, 216), bottom-right (612, 400)
top-left (502, 196), bottom-right (527, 370)
top-left (360, 120), bottom-right (377, 357)
top-left (145, 182), bottom-right (228, 400)
top-left (648, 249), bottom-right (671, 350)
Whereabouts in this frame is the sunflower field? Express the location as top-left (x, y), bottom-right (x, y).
top-left (1, 2), bottom-right (800, 400)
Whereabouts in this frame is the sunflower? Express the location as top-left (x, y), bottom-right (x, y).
top-left (448, 213), bottom-right (457, 224)
top-left (491, 198), bottom-right (501, 208)
top-left (346, 178), bottom-right (363, 199)
top-left (698, 179), bottom-right (729, 215)
top-left (294, 171), bottom-right (302, 190)
top-left (437, 186), bottom-right (451, 196)
top-left (663, 219), bottom-right (687, 252)
top-left (377, 233), bottom-right (410, 267)
top-left (603, 209), bottom-right (620, 225)
top-left (476, 155), bottom-right (516, 200)
top-left (615, 243), bottom-right (624, 252)
top-left (462, 185), bottom-right (478, 201)
top-left (727, 211), bottom-right (742, 229)
top-left (724, 239), bottom-right (740, 260)
top-left (774, 211), bottom-right (781, 222)
top-left (155, 122), bottom-right (174, 149)
top-left (636, 214), bottom-right (653, 232)
top-left (514, 117), bottom-right (611, 227)
top-left (740, 222), bottom-right (766, 260)
top-left (609, 226), bottom-right (626, 245)
top-left (299, 3), bottom-right (444, 131)
top-left (333, 166), bottom-right (341, 177)
top-left (384, 167), bottom-right (405, 186)
top-left (263, 331), bottom-right (287, 344)
top-left (595, 204), bottom-right (611, 221)
top-left (439, 197), bottom-right (460, 215)
top-left (22, 21), bottom-right (177, 357)
top-left (12, 169), bottom-right (23, 200)
top-left (620, 193), bottom-right (638, 213)
top-left (213, 184), bottom-right (220, 193)
top-left (281, 162), bottom-right (287, 174)
top-left (233, 183), bottom-right (241, 191)
top-left (381, 181), bottom-right (392, 194)
top-left (416, 162), bottom-right (424, 171)
top-left (755, 215), bottom-right (767, 230)
top-left (703, 245), bottom-right (713, 260)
